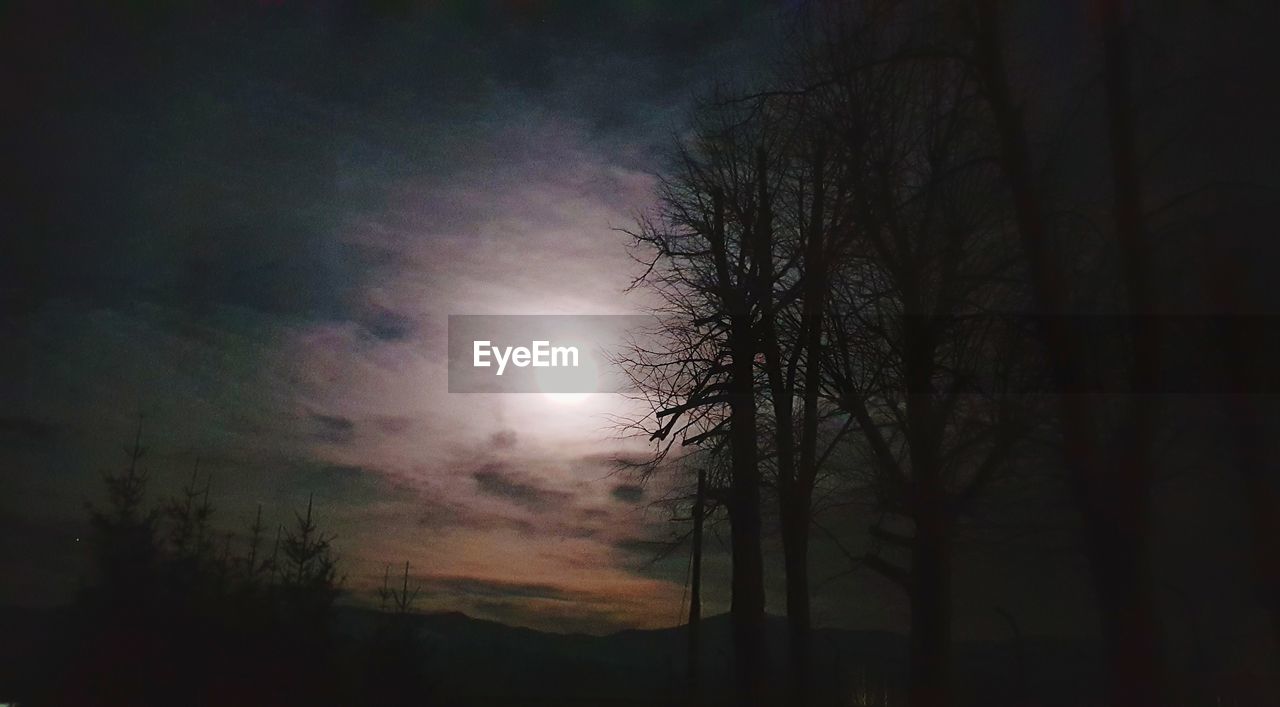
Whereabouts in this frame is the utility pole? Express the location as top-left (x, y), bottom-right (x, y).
top-left (687, 467), bottom-right (706, 695)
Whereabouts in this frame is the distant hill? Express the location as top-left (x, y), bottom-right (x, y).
top-left (331, 606), bottom-right (1101, 706)
top-left (0, 603), bottom-right (1102, 706)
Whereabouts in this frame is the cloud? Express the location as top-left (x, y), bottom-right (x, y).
top-left (371, 415), bottom-right (414, 435)
top-left (610, 483), bottom-right (644, 504)
top-left (471, 463), bottom-right (572, 511)
top-left (415, 505), bottom-right (535, 534)
top-left (281, 460), bottom-right (414, 506)
top-left (489, 429), bottom-right (518, 449)
top-left (425, 575), bottom-right (583, 603)
top-left (0, 0), bottom-right (773, 631)
top-left (612, 536), bottom-right (671, 557)
top-left (422, 574), bottom-right (653, 634)
top-left (359, 306), bottom-right (413, 342)
top-left (310, 413), bottom-right (356, 444)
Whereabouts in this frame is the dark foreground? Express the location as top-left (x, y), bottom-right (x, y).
top-left (5, 603), bottom-right (1264, 707)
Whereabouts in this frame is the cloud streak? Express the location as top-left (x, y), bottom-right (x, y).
top-left (472, 463), bottom-right (574, 511)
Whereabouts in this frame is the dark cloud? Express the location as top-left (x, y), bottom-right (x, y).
top-left (310, 413), bottom-right (356, 444)
top-left (612, 537), bottom-right (668, 557)
top-left (426, 575), bottom-right (581, 603)
top-left (359, 307), bottom-right (413, 342)
top-left (284, 461), bottom-right (411, 505)
top-left (471, 463), bottom-right (572, 511)
top-left (610, 483), bottom-right (644, 504)
top-left (4, 0), bottom-right (773, 323)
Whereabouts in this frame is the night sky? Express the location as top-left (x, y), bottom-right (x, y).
top-left (1, 0), bottom-right (1275, 656)
top-left (2, 0), bottom-right (780, 634)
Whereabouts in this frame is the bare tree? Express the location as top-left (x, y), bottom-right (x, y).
top-left (967, 1), bottom-right (1166, 703)
top-left (620, 95), bottom-right (780, 704)
top-left (766, 6), bottom-right (1040, 703)
top-left (749, 134), bottom-right (840, 705)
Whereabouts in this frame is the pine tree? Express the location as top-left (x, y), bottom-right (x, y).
top-left (86, 423), bottom-right (160, 612)
top-left (280, 494), bottom-right (340, 619)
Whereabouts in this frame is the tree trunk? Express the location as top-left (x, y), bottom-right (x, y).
top-left (899, 220), bottom-right (950, 706)
top-left (788, 143), bottom-right (826, 707)
top-left (687, 468), bottom-right (705, 696)
top-left (908, 503), bottom-right (951, 707)
top-left (729, 315), bottom-right (766, 707)
top-left (756, 143), bottom-right (824, 707)
top-left (970, 3), bottom-right (1164, 703)
top-left (781, 499), bottom-right (812, 706)
top-left (1097, 6), bottom-right (1165, 704)
top-left (708, 183), bottom-right (767, 707)
top-left (1075, 464), bottom-right (1161, 705)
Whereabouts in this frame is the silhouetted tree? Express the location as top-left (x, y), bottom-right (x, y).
top-left (279, 493), bottom-right (340, 622)
top-left (621, 95), bottom-right (781, 705)
top-left (86, 423), bottom-right (162, 612)
top-left (367, 561), bottom-right (428, 707)
top-left (744, 135), bottom-right (841, 705)
top-left (162, 458), bottom-right (216, 599)
top-left (242, 503), bottom-right (270, 586)
top-left (732, 7), bottom-right (1042, 705)
top-left (64, 431), bottom-right (353, 707)
top-left (75, 424), bottom-right (165, 705)
top-left (967, 1), bottom-right (1166, 702)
